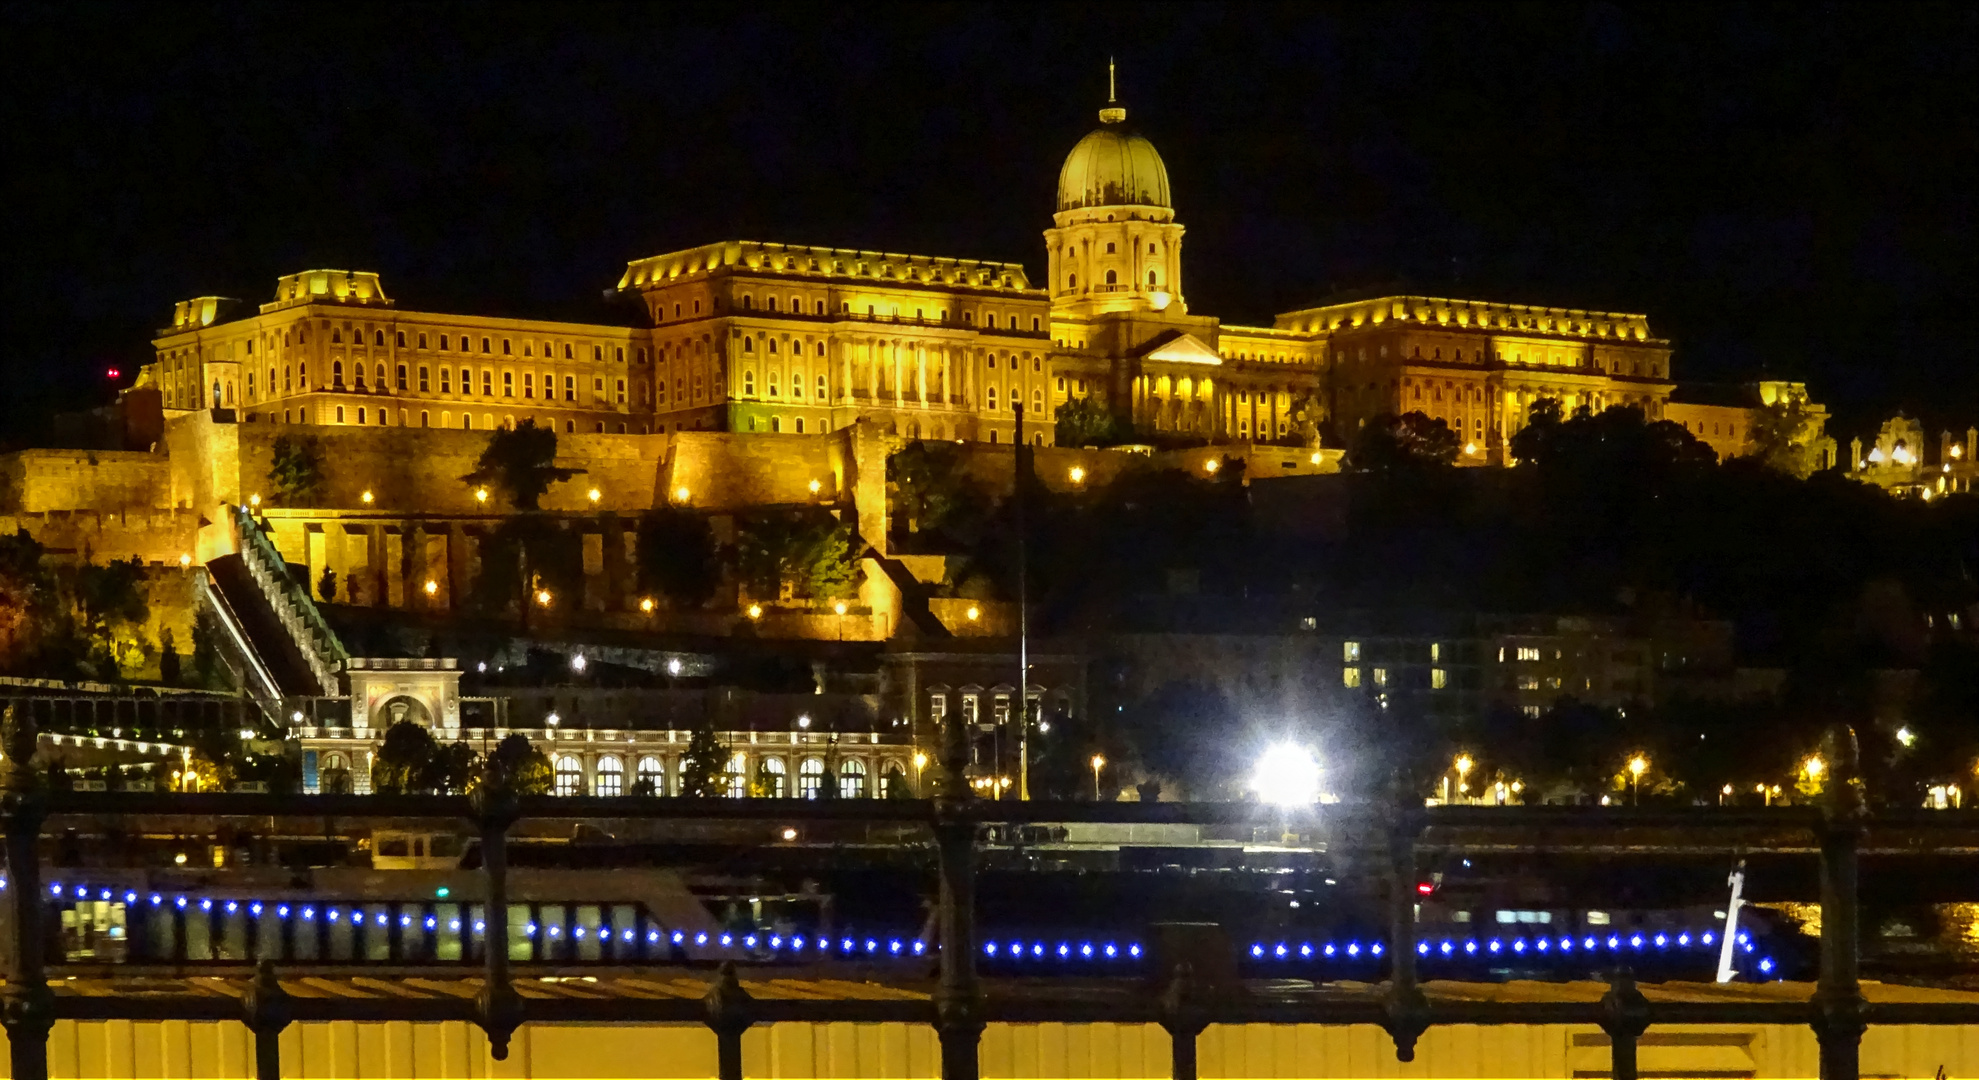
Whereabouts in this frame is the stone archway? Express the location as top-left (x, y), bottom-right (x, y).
top-left (377, 695), bottom-right (434, 730)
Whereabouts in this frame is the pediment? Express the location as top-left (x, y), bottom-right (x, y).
top-left (1140, 332), bottom-right (1222, 366)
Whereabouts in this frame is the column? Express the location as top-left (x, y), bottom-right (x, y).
top-left (917, 344), bottom-right (928, 409)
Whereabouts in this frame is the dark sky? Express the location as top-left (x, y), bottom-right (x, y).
top-left (5, 3), bottom-right (1974, 441)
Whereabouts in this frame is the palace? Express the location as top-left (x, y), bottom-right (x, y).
top-left (140, 93), bottom-right (1726, 465)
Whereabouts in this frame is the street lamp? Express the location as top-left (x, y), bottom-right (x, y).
top-left (747, 603), bottom-right (763, 620)
top-left (1628, 755), bottom-right (1649, 805)
top-left (834, 599), bottom-right (848, 641)
top-left (361, 490), bottom-right (374, 505)
top-left (640, 597), bottom-right (655, 614)
top-left (475, 488), bottom-right (490, 504)
top-left (1804, 755), bottom-right (1825, 781)
top-left (1449, 753), bottom-right (1474, 805)
top-left (1090, 754), bottom-right (1106, 800)
top-left (1251, 742), bottom-right (1321, 807)
top-left (587, 487), bottom-right (602, 503)
top-left (535, 589), bottom-right (553, 607)
top-left (913, 751), bottom-right (928, 790)
top-left (1068, 466), bottom-right (1086, 485)
top-left (423, 579), bottom-right (438, 598)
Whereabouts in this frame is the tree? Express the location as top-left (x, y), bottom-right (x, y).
top-left (157, 627), bottom-right (181, 686)
top-left (0, 529), bottom-right (54, 669)
top-left (373, 720), bottom-right (440, 794)
top-left (1747, 394), bottom-right (1822, 477)
top-left (317, 568), bottom-right (337, 603)
top-left (470, 515), bottom-right (585, 616)
top-left (421, 741), bottom-right (482, 794)
top-left (1053, 394), bottom-right (1124, 448)
top-left (1342, 412), bottom-right (1460, 472)
top-left (460, 420), bottom-right (580, 511)
top-left (733, 511), bottom-right (860, 603)
top-left (887, 442), bottom-right (981, 534)
top-left (635, 507), bottom-right (720, 607)
top-left (76, 557), bottom-right (148, 675)
top-left (267, 434), bottom-right (327, 507)
top-left (678, 722), bottom-right (728, 797)
top-left (484, 733), bottom-right (552, 795)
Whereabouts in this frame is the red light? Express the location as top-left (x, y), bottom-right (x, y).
top-left (1416, 883), bottom-right (1435, 895)
top-left (106, 368), bottom-right (121, 379)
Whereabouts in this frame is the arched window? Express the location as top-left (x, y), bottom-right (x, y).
top-left (332, 361), bottom-right (345, 388)
top-left (396, 364), bottom-right (408, 390)
top-left (799, 757), bottom-right (825, 799)
top-left (817, 374), bottom-right (828, 399)
top-left (594, 756), bottom-right (623, 797)
top-left (726, 753), bottom-right (749, 798)
top-left (1068, 273), bottom-right (1077, 289)
top-left (374, 330), bottom-right (386, 346)
top-left (1148, 270), bottom-right (1158, 287)
top-left (554, 755), bottom-right (583, 797)
top-left (760, 757), bottom-right (787, 798)
top-left (742, 338), bottom-right (755, 354)
top-left (1105, 269), bottom-right (1118, 285)
top-left (880, 763), bottom-right (907, 798)
top-left (744, 371), bottom-right (755, 395)
top-left (636, 756), bottom-right (665, 795)
top-left (321, 752), bottom-right (352, 794)
top-left (838, 758), bottom-right (867, 799)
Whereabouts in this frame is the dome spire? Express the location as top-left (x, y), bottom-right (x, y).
top-left (1099, 58), bottom-right (1126, 124)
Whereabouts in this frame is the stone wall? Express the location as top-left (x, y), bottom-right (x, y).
top-left (0, 510), bottom-right (198, 567)
top-left (235, 423), bottom-right (671, 515)
top-left (0, 450), bottom-right (173, 514)
top-left (658, 430), bottom-right (847, 512)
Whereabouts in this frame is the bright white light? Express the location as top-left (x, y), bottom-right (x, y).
top-left (571, 655), bottom-right (587, 674)
top-left (667, 658), bottom-right (683, 676)
top-left (1251, 742), bottom-right (1322, 807)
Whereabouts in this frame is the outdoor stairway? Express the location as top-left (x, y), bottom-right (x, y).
top-left (202, 553), bottom-right (323, 698)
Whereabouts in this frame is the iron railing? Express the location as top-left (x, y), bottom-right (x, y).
top-left (1, 712), bottom-right (1976, 1080)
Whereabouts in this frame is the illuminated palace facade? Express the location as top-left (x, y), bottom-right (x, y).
top-left (143, 98), bottom-right (1693, 462)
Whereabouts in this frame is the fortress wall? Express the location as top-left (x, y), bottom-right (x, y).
top-left (0, 450), bottom-right (174, 514)
top-left (660, 430), bottom-right (844, 512)
top-left (0, 510), bottom-right (198, 567)
top-left (233, 424), bottom-right (671, 514)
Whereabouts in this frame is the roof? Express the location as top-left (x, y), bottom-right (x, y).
top-left (1057, 111), bottom-right (1171, 213)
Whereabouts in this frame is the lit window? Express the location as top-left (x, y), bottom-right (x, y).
top-left (1343, 667), bottom-right (1361, 688)
top-left (554, 756), bottom-right (583, 797)
top-left (1343, 641), bottom-right (1361, 662)
top-left (1372, 668), bottom-right (1389, 687)
top-left (1516, 646), bottom-right (1542, 662)
top-left (1431, 668), bottom-right (1448, 690)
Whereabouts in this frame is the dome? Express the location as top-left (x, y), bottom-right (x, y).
top-left (1056, 108), bottom-right (1171, 213)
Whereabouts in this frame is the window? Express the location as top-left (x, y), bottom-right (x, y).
top-left (502, 371), bottom-right (514, 396)
top-left (726, 753), bottom-right (749, 799)
top-left (482, 337), bottom-right (492, 354)
top-left (564, 375), bottom-right (575, 402)
top-left (1431, 668), bottom-right (1448, 690)
top-left (1105, 242), bottom-right (1116, 254)
top-left (1517, 676), bottom-right (1541, 691)
top-left (636, 756), bottom-right (665, 795)
top-left (1372, 668), bottom-right (1389, 687)
top-left (501, 338), bottom-right (512, 355)
top-left (760, 757), bottom-right (787, 798)
top-left (1516, 646), bottom-right (1542, 662)
top-left (987, 387), bottom-right (997, 409)
top-left (594, 757), bottom-right (623, 797)
top-left (817, 374), bottom-right (827, 399)
top-left (799, 758), bottom-right (825, 799)
top-left (482, 370), bottom-right (493, 395)
top-left (523, 372), bottom-right (534, 398)
top-left (1106, 269), bottom-right (1118, 285)
top-left (1343, 667), bottom-right (1362, 688)
top-left (839, 759), bottom-right (867, 799)
top-left (744, 372), bottom-right (755, 395)
top-left (880, 763), bottom-right (906, 799)
top-left (554, 756), bottom-right (583, 797)
top-left (440, 369), bottom-right (451, 393)
top-left (396, 364), bottom-right (409, 390)
top-left (616, 379), bottom-right (626, 403)
top-left (1343, 641), bottom-right (1362, 662)
top-left (332, 361), bottom-right (345, 388)
top-left (439, 334), bottom-right (449, 351)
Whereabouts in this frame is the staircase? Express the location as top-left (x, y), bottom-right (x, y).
top-left (195, 506), bottom-right (349, 699)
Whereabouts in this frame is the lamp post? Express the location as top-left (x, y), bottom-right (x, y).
top-left (1090, 754), bottom-right (1106, 801)
top-left (1628, 755), bottom-right (1649, 806)
top-left (1453, 754), bottom-right (1473, 806)
top-left (913, 751), bottom-right (928, 793)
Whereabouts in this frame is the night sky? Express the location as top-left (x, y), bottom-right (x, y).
top-left (5, 4), bottom-right (1973, 443)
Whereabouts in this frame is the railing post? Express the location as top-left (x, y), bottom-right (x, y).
top-left (0, 705), bottom-right (54, 1080)
top-left (242, 959), bottom-right (291, 1079)
top-left (1158, 963), bottom-right (1208, 1080)
top-left (472, 767), bottom-right (524, 1061)
top-left (932, 713), bottom-right (983, 1080)
top-left (1599, 968), bottom-right (1650, 1080)
top-left (1382, 777), bottom-right (1429, 1062)
top-left (1813, 726), bottom-right (1866, 1080)
top-left (703, 961), bottom-right (755, 1080)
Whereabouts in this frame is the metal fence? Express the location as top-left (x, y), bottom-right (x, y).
top-left (1, 710), bottom-right (1975, 1080)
